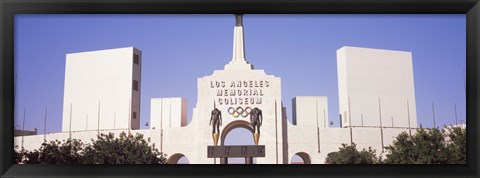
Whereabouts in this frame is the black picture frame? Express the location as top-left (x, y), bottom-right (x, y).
top-left (1, 0), bottom-right (478, 177)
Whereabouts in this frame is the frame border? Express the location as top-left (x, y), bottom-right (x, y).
top-left (1, 0), bottom-right (479, 177)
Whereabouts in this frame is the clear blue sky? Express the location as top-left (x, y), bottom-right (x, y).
top-left (15, 14), bottom-right (466, 140)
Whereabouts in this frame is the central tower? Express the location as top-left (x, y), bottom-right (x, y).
top-left (158, 15), bottom-right (289, 164)
top-left (224, 14), bottom-right (253, 70)
top-left (181, 14), bottom-right (287, 163)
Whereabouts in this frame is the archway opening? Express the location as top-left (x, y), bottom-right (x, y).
top-left (177, 155), bottom-right (189, 164)
top-left (222, 121), bottom-right (257, 164)
top-left (167, 153), bottom-right (189, 164)
top-left (220, 120), bottom-right (254, 146)
top-left (290, 152), bottom-right (311, 164)
top-left (290, 155), bottom-right (304, 164)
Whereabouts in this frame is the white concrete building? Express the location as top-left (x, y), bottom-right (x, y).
top-left (337, 46), bottom-right (417, 129)
top-left (62, 47), bottom-right (142, 132)
top-left (15, 15), bottom-right (421, 165)
top-left (157, 14), bottom-right (287, 164)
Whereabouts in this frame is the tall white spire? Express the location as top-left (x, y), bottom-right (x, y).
top-left (225, 14), bottom-right (253, 70)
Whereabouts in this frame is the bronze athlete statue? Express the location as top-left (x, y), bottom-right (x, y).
top-left (210, 108), bottom-right (222, 134)
top-left (250, 107), bottom-right (262, 133)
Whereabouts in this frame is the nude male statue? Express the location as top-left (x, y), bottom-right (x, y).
top-left (210, 108), bottom-right (222, 134)
top-left (250, 107), bottom-right (262, 133)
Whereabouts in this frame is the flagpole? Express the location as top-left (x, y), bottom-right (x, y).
top-left (98, 100), bottom-right (101, 135)
top-left (129, 99), bottom-right (131, 135)
top-left (22, 108), bottom-right (26, 149)
top-left (454, 103), bottom-right (458, 125)
top-left (407, 100), bottom-right (411, 136)
top-left (378, 98), bottom-right (384, 153)
top-left (432, 102), bottom-right (436, 128)
top-left (463, 70), bottom-right (466, 97)
top-left (44, 105), bottom-right (47, 142)
top-left (69, 103), bottom-right (72, 139)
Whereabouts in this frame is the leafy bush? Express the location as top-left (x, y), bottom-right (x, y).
top-left (15, 132), bottom-right (167, 164)
top-left (326, 143), bottom-right (380, 164)
top-left (383, 127), bottom-right (465, 164)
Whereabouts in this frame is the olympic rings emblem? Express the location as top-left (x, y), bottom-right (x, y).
top-left (228, 106), bottom-right (252, 118)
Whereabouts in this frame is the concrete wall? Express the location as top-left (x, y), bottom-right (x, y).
top-left (288, 96), bottom-right (329, 163)
top-left (14, 129), bottom-right (157, 152)
top-left (292, 96), bottom-right (329, 128)
top-left (15, 124), bottom-right (416, 164)
top-left (337, 46), bottom-right (417, 128)
top-left (287, 124), bottom-right (417, 164)
top-left (287, 96), bottom-right (417, 164)
top-left (62, 47), bottom-right (141, 132)
top-left (150, 98), bottom-right (187, 129)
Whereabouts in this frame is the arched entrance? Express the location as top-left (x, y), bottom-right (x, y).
top-left (167, 153), bottom-right (189, 164)
top-left (220, 120), bottom-right (256, 164)
top-left (290, 152), bottom-right (311, 164)
top-left (220, 120), bottom-right (254, 146)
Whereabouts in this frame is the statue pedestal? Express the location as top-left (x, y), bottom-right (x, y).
top-left (253, 132), bottom-right (260, 145)
top-left (212, 133), bottom-right (219, 146)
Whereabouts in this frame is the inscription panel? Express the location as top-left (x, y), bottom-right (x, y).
top-left (207, 145), bottom-right (266, 158)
